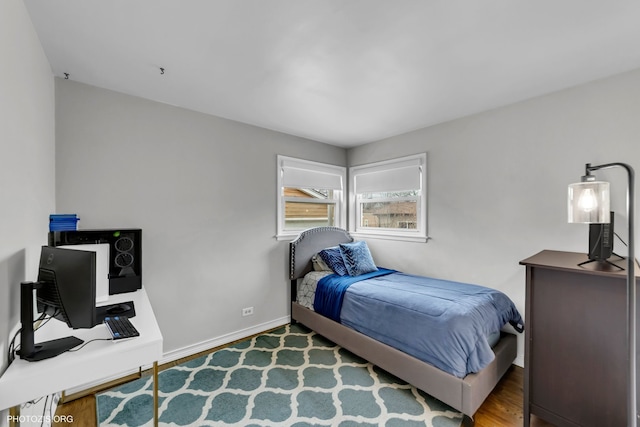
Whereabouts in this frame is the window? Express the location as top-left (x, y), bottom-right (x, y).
top-left (350, 153), bottom-right (427, 242)
top-left (277, 155), bottom-right (346, 239)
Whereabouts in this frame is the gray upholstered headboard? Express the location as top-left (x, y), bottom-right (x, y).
top-left (289, 227), bottom-right (353, 280)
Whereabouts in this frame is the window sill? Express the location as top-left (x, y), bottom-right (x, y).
top-left (275, 233), bottom-right (299, 241)
top-left (278, 231), bottom-right (429, 243)
top-left (350, 231), bottom-right (429, 243)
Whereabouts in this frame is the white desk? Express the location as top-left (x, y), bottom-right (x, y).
top-left (0, 288), bottom-right (162, 421)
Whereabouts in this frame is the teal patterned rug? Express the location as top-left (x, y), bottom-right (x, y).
top-left (96, 324), bottom-right (463, 426)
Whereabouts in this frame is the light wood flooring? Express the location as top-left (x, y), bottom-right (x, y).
top-left (53, 363), bottom-right (553, 427)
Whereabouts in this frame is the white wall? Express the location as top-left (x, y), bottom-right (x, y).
top-left (54, 80), bottom-right (346, 357)
top-left (0, 0), bottom-right (55, 378)
top-left (348, 68), bottom-right (640, 366)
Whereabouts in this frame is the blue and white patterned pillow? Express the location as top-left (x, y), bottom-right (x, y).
top-left (318, 246), bottom-right (348, 276)
top-left (339, 241), bottom-right (378, 276)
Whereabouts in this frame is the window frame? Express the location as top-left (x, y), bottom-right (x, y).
top-left (349, 153), bottom-right (428, 242)
top-left (276, 155), bottom-right (346, 240)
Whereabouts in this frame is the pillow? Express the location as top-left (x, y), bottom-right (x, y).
top-left (340, 241), bottom-right (378, 276)
top-left (318, 246), bottom-right (348, 276)
top-left (311, 253), bottom-right (332, 271)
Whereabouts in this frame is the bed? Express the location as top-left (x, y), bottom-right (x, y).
top-left (289, 226), bottom-right (521, 419)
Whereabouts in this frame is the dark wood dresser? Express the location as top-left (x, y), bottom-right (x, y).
top-left (520, 250), bottom-right (639, 427)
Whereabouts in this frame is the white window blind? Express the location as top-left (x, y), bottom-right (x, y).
top-left (281, 164), bottom-right (343, 190)
top-left (354, 158), bottom-right (422, 193)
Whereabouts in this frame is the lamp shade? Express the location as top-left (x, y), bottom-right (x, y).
top-left (568, 181), bottom-right (610, 223)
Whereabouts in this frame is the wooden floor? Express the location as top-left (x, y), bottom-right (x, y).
top-left (473, 366), bottom-right (553, 427)
top-left (54, 362), bottom-right (554, 427)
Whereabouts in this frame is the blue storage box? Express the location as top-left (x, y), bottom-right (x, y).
top-left (49, 214), bottom-right (79, 231)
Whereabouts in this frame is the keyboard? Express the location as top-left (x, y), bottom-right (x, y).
top-left (104, 316), bottom-right (140, 340)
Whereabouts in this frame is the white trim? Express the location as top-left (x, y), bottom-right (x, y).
top-left (275, 233), bottom-right (298, 241)
top-left (283, 197), bottom-right (336, 205)
top-left (350, 231), bottom-right (429, 243)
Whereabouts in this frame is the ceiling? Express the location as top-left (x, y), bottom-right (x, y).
top-left (23, 1), bottom-right (640, 147)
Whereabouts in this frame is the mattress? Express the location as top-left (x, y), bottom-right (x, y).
top-left (297, 270), bottom-right (513, 377)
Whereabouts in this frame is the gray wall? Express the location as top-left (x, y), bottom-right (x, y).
top-left (54, 80), bottom-right (346, 356)
top-left (0, 0), bottom-right (56, 378)
top-left (348, 68), bottom-right (640, 366)
top-left (7, 3), bottom-right (640, 373)
top-left (55, 68), bottom-right (640, 367)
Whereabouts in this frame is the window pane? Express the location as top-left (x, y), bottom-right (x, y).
top-left (360, 200), bottom-right (417, 229)
top-left (284, 187), bottom-right (336, 199)
top-left (359, 191), bottom-right (419, 199)
top-left (285, 201), bottom-right (335, 231)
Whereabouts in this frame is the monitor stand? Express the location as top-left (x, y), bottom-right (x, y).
top-left (20, 336), bottom-right (84, 362)
top-left (18, 281), bottom-right (83, 362)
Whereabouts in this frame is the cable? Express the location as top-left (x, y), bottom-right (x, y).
top-left (615, 231), bottom-right (629, 247)
top-left (47, 393), bottom-right (56, 427)
top-left (8, 327), bottom-right (20, 364)
top-left (22, 396), bottom-right (45, 408)
top-left (34, 311), bottom-right (57, 331)
top-left (7, 312), bottom-right (49, 364)
top-left (67, 338), bottom-right (112, 352)
top-left (40, 395), bottom-right (49, 427)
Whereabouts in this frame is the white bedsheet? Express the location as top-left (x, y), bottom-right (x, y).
top-left (297, 271), bottom-right (332, 309)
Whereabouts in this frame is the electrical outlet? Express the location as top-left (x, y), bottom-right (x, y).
top-left (242, 307), bottom-right (254, 316)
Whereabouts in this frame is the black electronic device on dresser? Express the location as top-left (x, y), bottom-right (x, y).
top-left (588, 211), bottom-right (615, 261)
top-left (578, 212), bottom-right (624, 270)
top-left (48, 229), bottom-right (142, 295)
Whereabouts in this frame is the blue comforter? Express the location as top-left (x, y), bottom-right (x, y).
top-left (313, 270), bottom-right (523, 378)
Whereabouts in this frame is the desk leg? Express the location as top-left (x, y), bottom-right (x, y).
top-left (9, 406), bottom-right (20, 427)
top-left (153, 361), bottom-right (159, 427)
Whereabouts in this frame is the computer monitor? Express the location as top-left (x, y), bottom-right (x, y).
top-left (36, 246), bottom-right (98, 329)
top-left (19, 246), bottom-right (97, 362)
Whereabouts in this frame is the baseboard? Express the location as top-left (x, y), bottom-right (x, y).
top-left (514, 354), bottom-right (524, 368)
top-left (63, 316), bottom-right (291, 396)
top-left (159, 316), bottom-right (290, 365)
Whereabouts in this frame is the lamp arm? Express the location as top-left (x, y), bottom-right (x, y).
top-left (586, 161), bottom-right (634, 176)
top-left (585, 162), bottom-right (636, 426)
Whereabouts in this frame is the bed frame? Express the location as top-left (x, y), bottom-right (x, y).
top-left (289, 226), bottom-right (517, 420)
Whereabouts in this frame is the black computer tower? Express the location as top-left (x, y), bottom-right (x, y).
top-left (48, 229), bottom-right (142, 294)
top-left (587, 212), bottom-right (614, 261)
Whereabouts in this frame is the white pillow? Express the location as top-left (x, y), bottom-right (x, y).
top-left (311, 253), bottom-right (332, 271)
